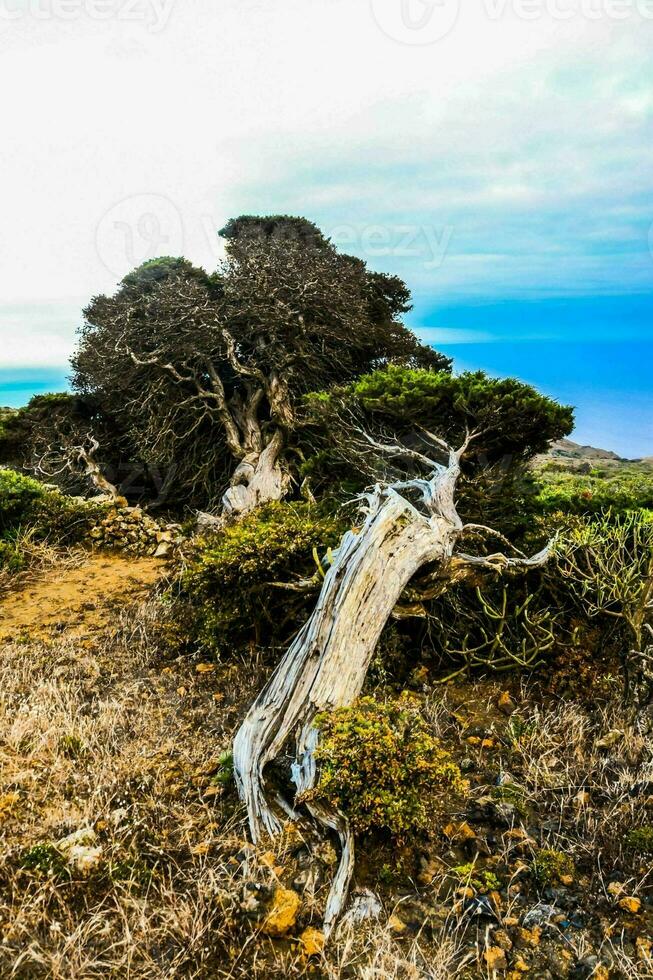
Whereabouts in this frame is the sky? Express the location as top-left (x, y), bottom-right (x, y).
top-left (1, 0), bottom-right (652, 456)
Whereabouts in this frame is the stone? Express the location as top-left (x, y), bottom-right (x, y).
top-left (596, 730), bottom-right (624, 750)
top-left (498, 691), bottom-right (515, 714)
top-left (56, 827), bottom-right (102, 874)
top-left (607, 881), bottom-right (626, 897)
top-left (261, 887), bottom-right (301, 936)
top-left (493, 929), bottom-right (513, 951)
top-left (618, 896), bottom-right (641, 914)
top-left (443, 820), bottom-right (476, 842)
top-left (522, 903), bottom-right (557, 927)
top-left (515, 926), bottom-right (541, 949)
top-left (484, 945), bottom-right (507, 971)
top-left (388, 913), bottom-right (408, 935)
top-left (299, 927), bottom-right (325, 956)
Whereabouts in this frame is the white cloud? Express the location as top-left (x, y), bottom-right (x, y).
top-left (1, 0), bottom-right (652, 362)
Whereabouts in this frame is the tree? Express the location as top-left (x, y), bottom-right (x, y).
top-left (0, 393), bottom-right (124, 498)
top-left (72, 217), bottom-right (448, 513)
top-left (232, 369), bottom-right (573, 932)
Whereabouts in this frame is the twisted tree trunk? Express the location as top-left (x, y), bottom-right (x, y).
top-left (221, 429), bottom-right (290, 518)
top-left (233, 437), bottom-right (550, 931)
top-left (234, 444), bottom-right (467, 929)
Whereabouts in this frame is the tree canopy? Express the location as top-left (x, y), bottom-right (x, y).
top-left (72, 216), bottom-right (449, 510)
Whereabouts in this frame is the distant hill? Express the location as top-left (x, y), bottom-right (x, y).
top-left (534, 438), bottom-right (653, 474)
top-left (548, 438), bottom-right (623, 461)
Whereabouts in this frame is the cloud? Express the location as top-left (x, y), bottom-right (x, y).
top-left (1, 0), bottom-right (652, 364)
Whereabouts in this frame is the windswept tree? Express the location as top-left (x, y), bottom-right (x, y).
top-left (233, 367), bottom-right (573, 931)
top-left (72, 216), bottom-right (448, 513)
top-left (0, 393), bottom-right (123, 499)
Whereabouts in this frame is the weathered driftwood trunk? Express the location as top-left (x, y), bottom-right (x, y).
top-left (233, 438), bottom-right (549, 930)
top-left (77, 437), bottom-right (123, 503)
top-left (233, 443), bottom-right (468, 927)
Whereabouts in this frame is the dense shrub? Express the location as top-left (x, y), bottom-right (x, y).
top-left (625, 826), bottom-right (653, 855)
top-left (183, 501), bottom-right (349, 653)
top-left (534, 466), bottom-right (653, 516)
top-left (0, 469), bottom-right (46, 533)
top-left (531, 849), bottom-right (574, 886)
top-left (0, 468), bottom-right (104, 570)
top-left (304, 696), bottom-right (463, 837)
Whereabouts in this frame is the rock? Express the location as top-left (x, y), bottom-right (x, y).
top-left (596, 730), bottom-right (624, 750)
top-left (154, 542), bottom-right (172, 558)
top-left (388, 913), bottom-right (408, 935)
top-left (443, 820), bottom-right (476, 842)
top-left (493, 929), bottom-right (513, 951)
top-left (299, 927), bottom-right (325, 956)
top-left (240, 881), bottom-right (273, 917)
top-left (196, 511), bottom-right (223, 531)
top-left (342, 889), bottom-right (382, 924)
top-left (618, 896), bottom-right (641, 914)
top-left (55, 827), bottom-right (102, 874)
top-left (515, 926), bottom-right (542, 949)
top-left (607, 881), bottom-right (626, 897)
top-left (522, 903), bottom-right (558, 928)
top-left (498, 691), bottom-right (515, 714)
top-left (261, 887), bottom-right (301, 936)
top-left (484, 945), bottom-right (507, 971)
top-left (462, 895), bottom-right (499, 920)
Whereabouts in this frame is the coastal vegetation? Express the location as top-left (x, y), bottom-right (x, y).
top-left (1, 216), bottom-right (652, 978)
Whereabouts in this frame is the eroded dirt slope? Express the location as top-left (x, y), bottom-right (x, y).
top-left (0, 553), bottom-right (165, 643)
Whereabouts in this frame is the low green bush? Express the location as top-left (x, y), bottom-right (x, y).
top-left (0, 467), bottom-right (105, 572)
top-left (534, 466), bottom-right (653, 516)
top-left (625, 826), bottom-right (653, 855)
top-left (531, 848), bottom-right (575, 886)
top-left (303, 696), bottom-right (464, 838)
top-left (0, 469), bottom-right (46, 533)
top-left (183, 501), bottom-right (348, 653)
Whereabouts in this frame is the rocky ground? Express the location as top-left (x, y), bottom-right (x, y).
top-left (0, 547), bottom-right (651, 978)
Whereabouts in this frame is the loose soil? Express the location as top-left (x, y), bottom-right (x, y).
top-left (0, 553), bottom-right (165, 643)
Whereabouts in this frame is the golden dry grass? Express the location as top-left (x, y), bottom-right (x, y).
top-left (0, 571), bottom-right (652, 978)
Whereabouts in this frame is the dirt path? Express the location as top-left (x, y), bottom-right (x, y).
top-left (0, 553), bottom-right (166, 643)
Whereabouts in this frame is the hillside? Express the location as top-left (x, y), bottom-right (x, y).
top-left (0, 224), bottom-right (651, 978)
top-left (0, 455), bottom-right (652, 978)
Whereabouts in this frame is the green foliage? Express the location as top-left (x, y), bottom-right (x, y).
top-left (429, 580), bottom-right (557, 681)
top-left (554, 511), bottom-right (653, 644)
top-left (184, 501), bottom-right (348, 652)
top-left (305, 696), bottom-right (464, 837)
top-left (451, 863), bottom-right (502, 892)
top-left (0, 468), bottom-right (105, 572)
top-left (531, 849), bottom-right (574, 886)
top-left (0, 536), bottom-right (27, 573)
top-left (534, 465), bottom-right (653, 516)
top-left (302, 365), bottom-right (572, 514)
top-left (625, 826), bottom-right (653, 855)
top-left (72, 216), bottom-right (446, 509)
top-left (0, 468), bottom-right (46, 533)
top-left (19, 843), bottom-right (71, 879)
top-left (348, 365), bottom-right (574, 463)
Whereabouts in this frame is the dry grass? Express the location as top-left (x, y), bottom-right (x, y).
top-left (1, 578), bottom-right (653, 977)
top-left (0, 600), bottom-right (474, 979)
